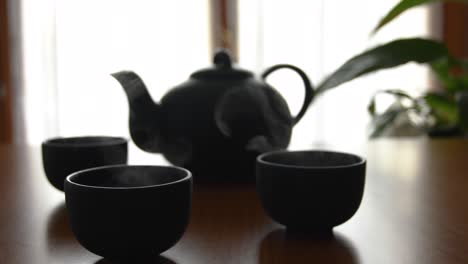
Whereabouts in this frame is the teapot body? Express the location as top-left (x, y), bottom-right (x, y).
top-left (159, 77), bottom-right (293, 182)
top-left (112, 51), bottom-right (314, 182)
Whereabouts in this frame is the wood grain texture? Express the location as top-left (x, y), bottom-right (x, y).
top-left (0, 139), bottom-right (468, 263)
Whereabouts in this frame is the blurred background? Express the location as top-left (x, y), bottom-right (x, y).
top-left (0, 0), bottom-right (466, 151)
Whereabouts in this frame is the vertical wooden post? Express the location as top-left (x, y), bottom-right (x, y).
top-left (443, 2), bottom-right (468, 58)
top-left (210, 0), bottom-right (238, 62)
top-left (0, 0), bottom-right (13, 143)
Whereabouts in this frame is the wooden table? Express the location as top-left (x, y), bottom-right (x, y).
top-left (1, 139), bottom-right (468, 263)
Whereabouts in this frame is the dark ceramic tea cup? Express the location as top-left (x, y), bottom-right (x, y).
top-left (65, 165), bottom-right (192, 262)
top-left (42, 136), bottom-right (128, 191)
top-left (256, 150), bottom-right (366, 235)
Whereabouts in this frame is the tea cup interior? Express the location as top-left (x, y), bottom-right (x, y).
top-left (258, 150), bottom-right (364, 168)
top-left (68, 165), bottom-right (190, 188)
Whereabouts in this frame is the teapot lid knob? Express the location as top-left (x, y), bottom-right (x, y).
top-left (190, 49), bottom-right (252, 79)
top-left (213, 49), bottom-right (232, 68)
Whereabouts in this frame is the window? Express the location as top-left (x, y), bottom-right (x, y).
top-left (18, 0), bottom-right (435, 153)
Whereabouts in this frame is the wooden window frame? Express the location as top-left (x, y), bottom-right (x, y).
top-left (0, 0), bottom-right (13, 143)
top-left (443, 2), bottom-right (468, 58)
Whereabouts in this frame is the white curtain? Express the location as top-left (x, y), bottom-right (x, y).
top-left (18, 0), bottom-right (436, 153)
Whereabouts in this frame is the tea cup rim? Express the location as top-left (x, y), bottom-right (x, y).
top-left (42, 136), bottom-right (128, 148)
top-left (66, 165), bottom-right (192, 190)
top-left (257, 150), bottom-right (366, 170)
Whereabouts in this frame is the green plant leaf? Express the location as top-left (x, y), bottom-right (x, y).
top-left (368, 89), bottom-right (415, 116)
top-left (451, 58), bottom-right (468, 90)
top-left (457, 76), bottom-right (468, 91)
top-left (368, 99), bottom-right (376, 116)
top-left (316, 38), bottom-right (448, 94)
top-left (377, 89), bottom-right (414, 100)
top-left (451, 58), bottom-right (468, 91)
top-left (368, 105), bottom-right (409, 138)
top-left (423, 93), bottom-right (458, 125)
top-left (431, 58), bottom-right (457, 92)
top-left (457, 92), bottom-right (468, 130)
top-left (372, 0), bottom-right (468, 34)
top-left (459, 59), bottom-right (468, 72)
top-left (431, 57), bottom-right (468, 93)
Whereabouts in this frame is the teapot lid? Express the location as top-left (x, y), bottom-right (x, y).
top-left (190, 50), bottom-right (253, 80)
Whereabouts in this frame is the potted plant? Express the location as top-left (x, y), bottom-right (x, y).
top-left (306, 0), bottom-right (467, 138)
top-left (366, 0), bottom-right (468, 137)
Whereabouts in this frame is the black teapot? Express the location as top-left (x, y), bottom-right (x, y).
top-left (112, 50), bottom-right (314, 182)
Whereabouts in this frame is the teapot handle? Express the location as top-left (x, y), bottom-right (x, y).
top-left (261, 64), bottom-right (314, 125)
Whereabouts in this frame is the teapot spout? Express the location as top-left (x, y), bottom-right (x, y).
top-left (111, 71), bottom-right (164, 153)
